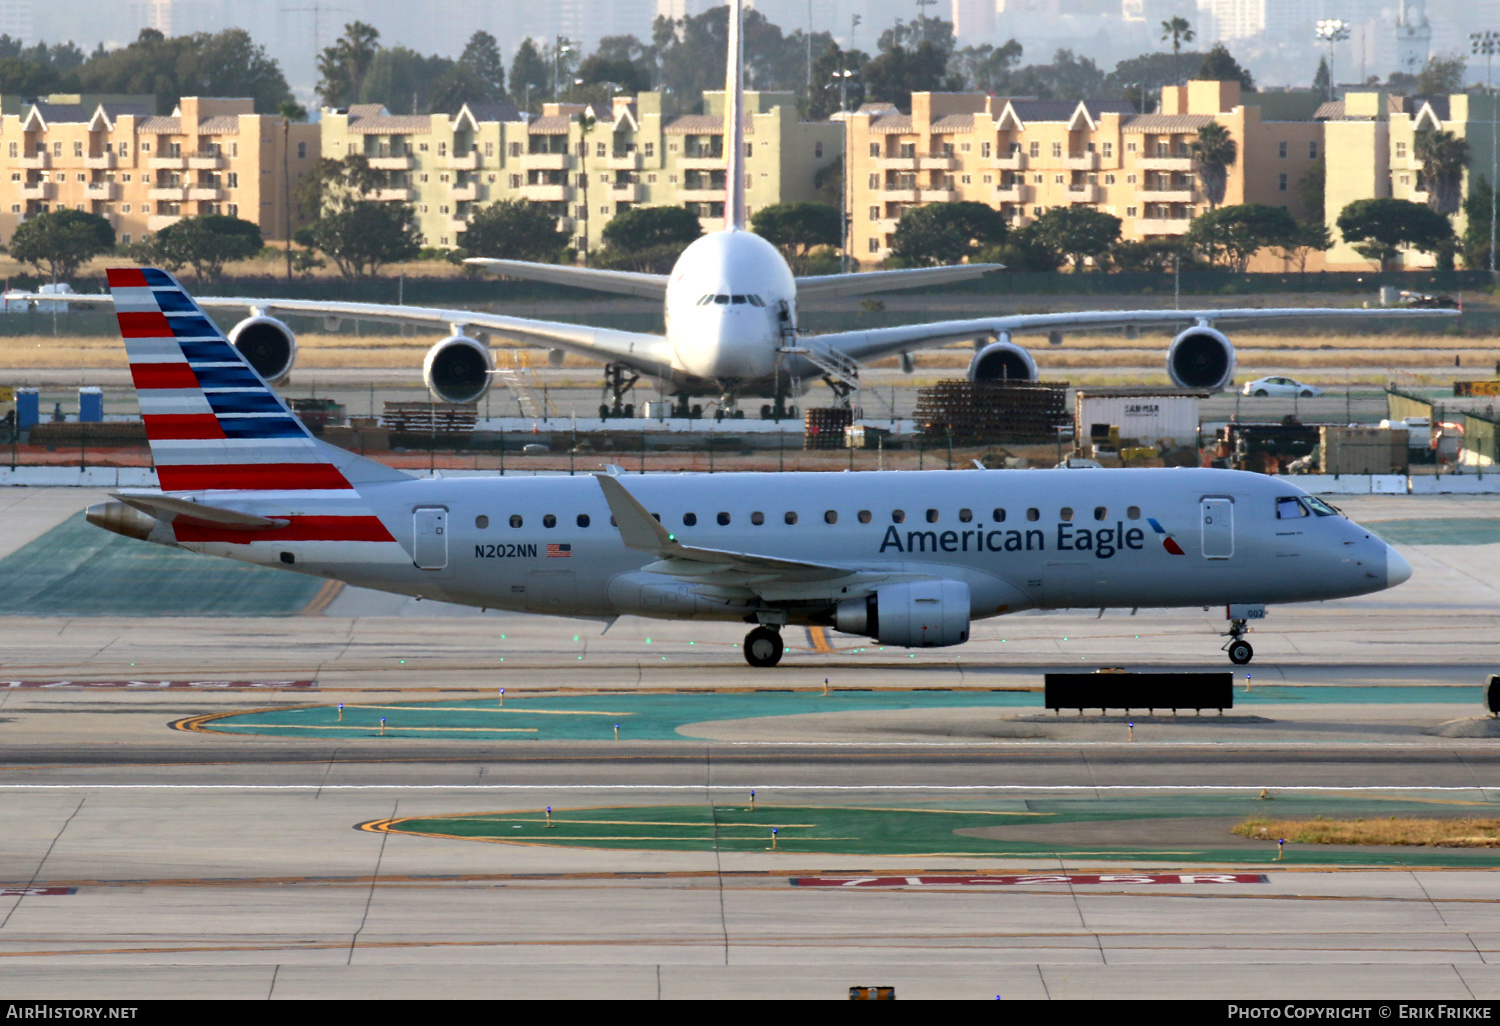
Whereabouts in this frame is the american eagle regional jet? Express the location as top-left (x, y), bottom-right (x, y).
top-left (21, 0), bottom-right (1453, 417)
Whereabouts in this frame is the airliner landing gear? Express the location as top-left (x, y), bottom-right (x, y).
top-left (743, 626), bottom-right (784, 668)
top-left (598, 363), bottom-right (640, 420)
top-left (1223, 619), bottom-right (1253, 665)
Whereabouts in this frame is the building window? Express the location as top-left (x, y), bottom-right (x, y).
top-left (1278, 141), bottom-right (1288, 158)
top-left (120, 143), bottom-right (129, 156)
top-left (226, 172), bottom-right (238, 188)
top-left (868, 173), bottom-right (879, 189)
top-left (814, 141), bottom-right (823, 158)
top-left (1126, 173), bottom-right (1137, 184)
top-left (982, 174), bottom-right (992, 183)
top-left (868, 238), bottom-right (879, 252)
top-left (141, 142), bottom-right (150, 152)
top-left (486, 173), bottom-right (496, 183)
top-left (8, 204), bottom-right (16, 213)
top-left (297, 142), bottom-right (307, 159)
top-left (1126, 205), bottom-right (1137, 217)
top-left (1126, 141), bottom-right (1136, 152)
top-left (1033, 173), bottom-right (1043, 183)
top-left (122, 203), bottom-right (130, 213)
top-left (1029, 141), bottom-right (1040, 157)
top-left (485, 142), bottom-right (494, 156)
top-left (960, 174), bottom-right (970, 184)
top-left (981, 141), bottom-right (991, 158)
top-left (1278, 173), bottom-right (1288, 191)
top-left (1309, 140), bottom-right (1318, 159)
top-left (1033, 206), bottom-right (1042, 216)
top-left (122, 173), bottom-right (131, 181)
top-left (509, 174), bottom-right (521, 188)
top-left (227, 203), bottom-right (238, 216)
top-left (509, 142), bottom-right (522, 157)
top-left (420, 204), bottom-right (429, 213)
top-left (419, 173), bottom-right (429, 183)
top-left (1396, 141), bottom-right (1408, 158)
top-left (439, 204), bottom-right (449, 214)
top-left (1102, 142), bottom-right (1113, 158)
top-left (644, 142), bottom-right (654, 157)
top-left (668, 142), bottom-right (678, 153)
top-left (419, 142), bottom-right (429, 152)
top-left (6, 142), bottom-right (13, 157)
top-left (575, 205), bottom-right (586, 218)
top-left (73, 141), bottom-right (82, 156)
top-left (1051, 141), bottom-right (1062, 157)
top-left (439, 172), bottom-right (450, 183)
top-left (960, 142), bottom-right (971, 153)
top-left (1399, 173), bottom-right (1410, 185)
top-left (52, 142), bottom-right (61, 156)
top-left (439, 235), bottom-right (449, 246)
top-left (599, 205), bottom-right (609, 214)
top-left (868, 206), bottom-right (879, 219)
top-left (1053, 174), bottom-right (1064, 184)
top-left (77, 173), bottom-right (86, 182)
top-left (868, 142), bottom-right (880, 158)
top-left (121, 233), bottom-right (130, 243)
top-left (438, 142), bottom-right (447, 156)
top-left (143, 202), bottom-right (152, 213)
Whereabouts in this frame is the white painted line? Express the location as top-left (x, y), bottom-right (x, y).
top-left (0, 784), bottom-right (1495, 792)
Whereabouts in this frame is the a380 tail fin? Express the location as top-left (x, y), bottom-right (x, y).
top-left (108, 267), bottom-right (404, 493)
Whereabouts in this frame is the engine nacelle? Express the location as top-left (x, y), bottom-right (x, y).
top-left (835, 580), bottom-right (971, 648)
top-left (1166, 325), bottom-right (1236, 391)
top-left (423, 335), bottom-right (494, 405)
top-left (227, 315), bottom-right (296, 384)
top-left (966, 339), bottom-right (1038, 384)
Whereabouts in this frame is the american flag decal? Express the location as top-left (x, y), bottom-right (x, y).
top-left (547, 543), bottom-right (572, 558)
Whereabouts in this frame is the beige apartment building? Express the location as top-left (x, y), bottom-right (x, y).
top-left (0, 95), bottom-right (319, 247)
top-left (1321, 90), bottom-right (1499, 269)
top-left (845, 80), bottom-right (1325, 267)
top-left (319, 90), bottom-right (842, 251)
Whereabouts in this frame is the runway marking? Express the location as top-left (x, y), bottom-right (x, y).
top-left (807, 626), bottom-right (835, 653)
top-left (222, 723), bottom-right (540, 733)
top-left (346, 705), bottom-right (636, 717)
top-left (1, 785), bottom-right (1499, 792)
top-left (2, 680), bottom-right (313, 689)
top-left (300, 579), bottom-right (344, 616)
top-left (792, 874), bottom-right (1270, 887)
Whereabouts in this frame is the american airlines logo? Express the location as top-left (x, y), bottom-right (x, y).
top-left (879, 520), bottom-right (1150, 559)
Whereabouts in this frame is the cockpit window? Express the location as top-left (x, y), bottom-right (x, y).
top-left (1276, 497), bottom-right (1309, 519)
top-left (713, 295), bottom-right (729, 305)
top-left (747, 295), bottom-right (765, 307)
top-left (1304, 496), bottom-right (1341, 517)
top-left (731, 294), bottom-right (747, 304)
top-left (697, 295), bottom-right (713, 305)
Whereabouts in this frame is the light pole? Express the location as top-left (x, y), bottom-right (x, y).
top-left (1471, 30), bottom-right (1499, 273)
top-left (577, 110), bottom-right (596, 266)
top-left (1315, 19), bottom-right (1351, 102)
top-left (553, 36), bottom-right (575, 101)
top-left (832, 65), bottom-right (856, 273)
top-left (914, 0), bottom-right (937, 43)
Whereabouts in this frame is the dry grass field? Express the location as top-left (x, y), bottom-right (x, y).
top-left (1234, 817), bottom-right (1500, 847)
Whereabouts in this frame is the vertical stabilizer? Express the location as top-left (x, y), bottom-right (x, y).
top-left (725, 0), bottom-right (746, 230)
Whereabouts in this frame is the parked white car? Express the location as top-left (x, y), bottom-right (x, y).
top-left (1241, 376), bottom-right (1323, 398)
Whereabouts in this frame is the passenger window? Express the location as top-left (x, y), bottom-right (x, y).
top-left (1276, 497), bottom-right (1309, 519)
top-left (751, 511), bottom-right (764, 525)
top-left (993, 508), bottom-right (1006, 522)
top-left (958, 509), bottom-right (972, 522)
top-left (824, 510), bottom-right (838, 524)
top-left (683, 512), bottom-right (697, 526)
top-left (1060, 507), bottom-right (1074, 522)
top-left (784, 511), bottom-right (798, 525)
top-left (717, 512), bottom-right (731, 525)
top-left (1126, 506), bottom-right (1140, 520)
top-left (892, 509), bottom-right (906, 523)
top-left (1094, 506), bottom-right (1107, 521)
top-left (543, 514), bottom-right (556, 528)
top-left (858, 510), bottom-right (872, 523)
top-left (1027, 508), bottom-right (1039, 522)
top-left (926, 509), bottom-right (939, 523)
top-left (576, 514), bottom-right (590, 528)
top-left (510, 514), bottom-right (523, 528)
top-left (475, 515), bottom-right (489, 529)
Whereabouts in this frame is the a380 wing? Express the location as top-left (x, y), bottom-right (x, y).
top-left (461, 259), bottom-right (669, 299)
top-left (815, 306), bottom-right (1461, 364)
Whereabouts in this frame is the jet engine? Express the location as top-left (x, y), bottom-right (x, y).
top-left (834, 580), bottom-right (971, 648)
top-left (423, 335), bottom-right (494, 404)
top-left (1166, 324), bottom-right (1236, 390)
top-left (227, 315), bottom-right (296, 384)
top-left (966, 338), bottom-right (1038, 384)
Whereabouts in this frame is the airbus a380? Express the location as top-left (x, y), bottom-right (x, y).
top-left (20, 0), bottom-right (1452, 416)
top-left (88, 266), bottom-right (1411, 667)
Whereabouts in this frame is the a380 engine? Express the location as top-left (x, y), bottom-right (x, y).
top-left (423, 335), bottom-right (494, 405)
top-left (834, 580), bottom-right (971, 648)
top-left (965, 337), bottom-right (1039, 384)
top-left (227, 315), bottom-right (296, 384)
top-left (1166, 324), bottom-right (1237, 390)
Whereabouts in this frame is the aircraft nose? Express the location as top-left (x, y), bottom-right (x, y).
top-left (1385, 545), bottom-right (1412, 588)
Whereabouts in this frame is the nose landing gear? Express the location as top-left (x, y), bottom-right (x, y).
top-left (743, 625), bottom-right (784, 668)
top-left (1223, 619), bottom-right (1253, 665)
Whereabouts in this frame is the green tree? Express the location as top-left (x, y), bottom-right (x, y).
top-left (303, 202), bottom-right (422, 280)
top-left (808, 42), bottom-right (869, 120)
top-left (1028, 206), bottom-right (1122, 271)
top-left (1313, 57), bottom-right (1331, 100)
top-left (75, 27), bottom-right (292, 113)
top-left (986, 223), bottom-right (1065, 272)
top-left (1191, 121), bottom-right (1239, 210)
top-left (459, 200), bottom-right (569, 263)
top-left (1160, 15), bottom-right (1195, 84)
top-left (1336, 197), bottom-right (1456, 271)
top-left (1195, 42), bottom-right (1254, 91)
top-left (601, 205), bottom-right (704, 253)
top-left (1296, 158), bottom-right (1326, 222)
top-left (1462, 176), bottom-right (1494, 269)
top-left (949, 40), bottom-right (1024, 93)
top-left (316, 21), bottom-right (381, 107)
top-left (1416, 55), bottom-right (1466, 94)
top-left (143, 215), bottom-right (263, 283)
top-left (1413, 129), bottom-right (1471, 217)
top-left (0, 56), bottom-right (64, 96)
top-left (294, 154), bottom-right (383, 223)
top-left (1003, 49), bottom-right (1104, 102)
top-left (509, 38), bottom-right (549, 111)
top-left (1187, 203), bottom-right (1297, 271)
top-left (1104, 52), bottom-right (1206, 110)
top-left (6, 209), bottom-right (114, 282)
top-left (1272, 220), bottom-right (1333, 273)
top-left (751, 202), bottom-right (841, 274)
top-left (459, 30), bottom-right (507, 100)
top-left (889, 201), bottom-right (1008, 267)
top-left (1110, 237), bottom-right (1194, 273)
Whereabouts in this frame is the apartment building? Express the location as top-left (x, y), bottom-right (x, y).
top-left (320, 90), bottom-right (842, 252)
top-left (846, 80), bottom-right (1325, 266)
top-left (1321, 90), bottom-right (1499, 269)
top-left (0, 95), bottom-right (319, 247)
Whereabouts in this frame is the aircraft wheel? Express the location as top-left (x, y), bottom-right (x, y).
top-left (743, 626), bottom-right (784, 668)
top-left (761, 404), bottom-right (772, 419)
top-left (598, 405), bottom-right (611, 419)
top-left (691, 404), bottom-right (702, 419)
top-left (733, 409), bottom-right (745, 419)
top-left (624, 403), bottom-right (635, 418)
top-left (1227, 639), bottom-right (1253, 665)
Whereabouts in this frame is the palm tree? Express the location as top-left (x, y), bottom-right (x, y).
top-left (1160, 16), bottom-right (1195, 85)
top-left (1191, 122), bottom-right (1238, 210)
top-left (1413, 129), bottom-right (1471, 217)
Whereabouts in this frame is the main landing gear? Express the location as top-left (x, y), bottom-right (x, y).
top-left (743, 626), bottom-right (784, 668)
top-left (597, 362), bottom-right (640, 420)
top-left (1223, 619), bottom-right (1254, 665)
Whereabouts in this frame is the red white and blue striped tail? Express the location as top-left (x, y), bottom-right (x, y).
top-left (110, 266), bottom-right (358, 494)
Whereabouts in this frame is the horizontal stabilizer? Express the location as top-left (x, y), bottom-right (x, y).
top-left (114, 492), bottom-right (288, 531)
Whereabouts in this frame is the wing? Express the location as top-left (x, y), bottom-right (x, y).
top-left (795, 263), bottom-right (1002, 299)
top-left (463, 258), bottom-right (669, 299)
top-left (9, 291), bottom-right (684, 381)
top-left (815, 306), bottom-right (1462, 364)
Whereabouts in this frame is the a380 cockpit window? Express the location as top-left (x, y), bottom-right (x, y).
top-left (1276, 497), bottom-right (1309, 519)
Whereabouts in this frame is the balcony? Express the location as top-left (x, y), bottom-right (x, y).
top-left (918, 154), bottom-right (960, 170)
top-left (522, 151), bottom-right (572, 170)
top-left (188, 153), bottom-right (226, 170)
top-left (993, 152), bottom-right (1026, 170)
top-left (881, 186), bottom-right (920, 202)
top-left (1137, 155), bottom-right (1194, 171)
top-left (876, 155), bottom-right (918, 170)
top-left (873, 217), bottom-right (900, 234)
top-left (918, 188), bottom-right (959, 202)
top-left (605, 152), bottom-right (641, 170)
top-left (1066, 184), bottom-right (1101, 203)
top-left (993, 182), bottom-right (1028, 202)
top-left (1135, 217), bottom-right (1191, 235)
top-left (187, 186), bottom-right (227, 201)
top-left (85, 182), bottom-right (121, 200)
top-left (148, 155), bottom-right (190, 170)
top-left (17, 152), bottom-right (49, 169)
top-left (678, 153), bottom-right (725, 170)
top-left (449, 182), bottom-right (479, 201)
top-left (368, 155), bottom-right (414, 170)
top-left (148, 186), bottom-right (189, 201)
top-left (447, 217), bottom-right (471, 234)
top-left (84, 153), bottom-right (117, 169)
top-left (1140, 188), bottom-right (1194, 204)
top-left (1064, 152), bottom-right (1100, 170)
top-left (519, 183), bottom-right (573, 202)
top-left (678, 185), bottom-right (726, 201)
top-left (367, 187), bottom-right (414, 202)
top-left (554, 216), bottom-right (574, 233)
top-left (610, 182), bottom-right (643, 201)
top-left (446, 151), bottom-right (480, 170)
top-left (18, 183), bottom-right (54, 200)
top-left (147, 214), bottom-right (184, 231)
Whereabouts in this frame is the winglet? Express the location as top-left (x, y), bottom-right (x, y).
top-left (595, 474), bottom-right (673, 554)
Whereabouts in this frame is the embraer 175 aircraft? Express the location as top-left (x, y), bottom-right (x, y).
top-left (21, 0), bottom-right (1453, 417)
top-left (88, 267), bottom-right (1412, 666)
